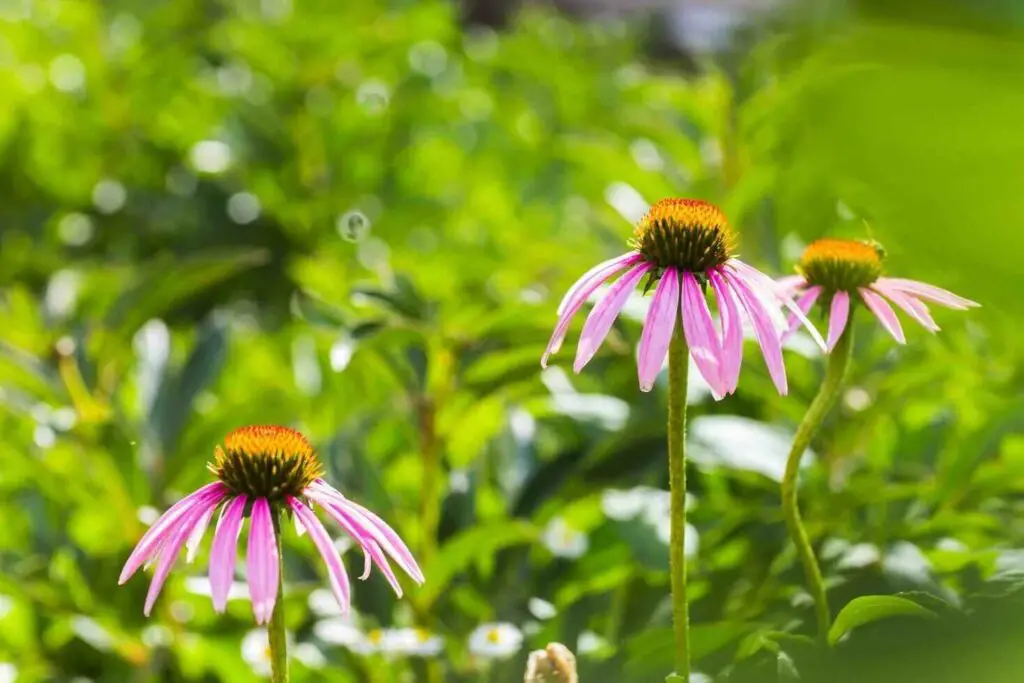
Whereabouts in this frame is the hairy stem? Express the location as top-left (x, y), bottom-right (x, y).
top-left (668, 328), bottom-right (690, 681)
top-left (781, 322), bottom-right (854, 640)
top-left (269, 514), bottom-right (289, 683)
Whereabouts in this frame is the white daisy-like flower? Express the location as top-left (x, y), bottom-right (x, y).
top-left (313, 618), bottom-right (365, 648)
top-left (528, 597), bottom-right (557, 620)
top-left (241, 629), bottom-right (272, 677)
top-left (576, 630), bottom-right (607, 656)
top-left (541, 517), bottom-right (588, 559)
top-left (468, 622), bottom-right (523, 659)
top-left (380, 628), bottom-right (444, 657)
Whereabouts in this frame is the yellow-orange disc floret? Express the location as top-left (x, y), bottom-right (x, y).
top-left (631, 198), bottom-right (735, 272)
top-left (797, 238), bottom-right (885, 292)
top-left (208, 425), bottom-right (324, 500)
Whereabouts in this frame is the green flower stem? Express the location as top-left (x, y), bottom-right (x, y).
top-left (269, 514), bottom-right (289, 683)
top-left (667, 328), bottom-right (690, 682)
top-left (781, 322), bottom-right (854, 640)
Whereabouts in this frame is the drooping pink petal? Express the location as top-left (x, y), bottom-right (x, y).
top-left (572, 262), bottom-right (653, 373)
top-left (680, 271), bottom-right (727, 399)
top-left (636, 268), bottom-right (680, 392)
top-left (120, 482), bottom-right (228, 585)
top-left (557, 252), bottom-right (642, 316)
top-left (305, 490), bottom-right (404, 597)
top-left (723, 269), bottom-right (788, 395)
top-left (827, 291), bottom-right (851, 351)
top-left (289, 496), bottom-right (352, 614)
top-left (185, 503), bottom-right (218, 564)
top-left (143, 493), bottom-right (224, 616)
top-left (209, 495), bottom-right (247, 613)
top-left (859, 288), bottom-right (906, 344)
top-left (307, 481), bottom-right (424, 584)
top-left (542, 252), bottom-right (642, 367)
top-left (708, 269), bottom-right (743, 395)
top-left (247, 498), bottom-right (280, 625)
top-left (776, 274), bottom-right (807, 295)
top-left (872, 282), bottom-right (939, 332)
top-left (785, 286), bottom-right (823, 335)
top-left (875, 277), bottom-right (979, 310)
top-left (730, 260), bottom-right (826, 351)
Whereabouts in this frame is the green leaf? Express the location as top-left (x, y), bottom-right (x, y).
top-left (416, 520), bottom-right (538, 607)
top-left (106, 248), bottom-right (268, 340)
top-left (828, 595), bottom-right (937, 645)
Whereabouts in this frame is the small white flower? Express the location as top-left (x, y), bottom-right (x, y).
top-left (468, 623), bottom-right (523, 659)
top-left (313, 618), bottom-right (364, 648)
top-left (241, 629), bottom-right (272, 677)
top-left (528, 597), bottom-right (557, 620)
top-left (380, 628), bottom-right (444, 657)
top-left (0, 663), bottom-right (16, 683)
top-left (541, 517), bottom-right (588, 559)
top-left (576, 630), bottom-right (606, 656)
top-left (294, 642), bottom-right (326, 669)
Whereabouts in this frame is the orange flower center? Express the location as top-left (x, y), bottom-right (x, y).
top-left (797, 238), bottom-right (884, 291)
top-left (631, 198), bottom-right (734, 272)
top-left (208, 425), bottom-right (324, 500)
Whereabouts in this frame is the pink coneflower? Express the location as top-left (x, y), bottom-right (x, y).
top-left (779, 238), bottom-right (980, 350)
top-left (542, 198), bottom-right (824, 396)
top-left (119, 425), bottom-right (424, 623)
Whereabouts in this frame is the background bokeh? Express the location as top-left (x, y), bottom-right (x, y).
top-left (2, 0), bottom-right (1023, 681)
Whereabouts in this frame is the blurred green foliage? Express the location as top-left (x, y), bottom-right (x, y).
top-left (1, 0), bottom-right (1023, 681)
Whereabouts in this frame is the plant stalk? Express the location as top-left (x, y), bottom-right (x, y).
top-left (269, 513), bottom-right (289, 683)
top-left (667, 328), bottom-right (690, 682)
top-left (781, 322), bottom-right (854, 640)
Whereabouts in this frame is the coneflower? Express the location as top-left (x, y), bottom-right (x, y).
top-left (542, 198), bottom-right (823, 680)
top-left (120, 425), bottom-right (424, 682)
top-left (777, 238), bottom-right (978, 640)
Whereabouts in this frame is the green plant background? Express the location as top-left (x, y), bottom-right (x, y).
top-left (2, 0), bottom-right (1023, 681)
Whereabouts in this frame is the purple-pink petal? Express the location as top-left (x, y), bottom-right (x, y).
top-left (185, 503), bottom-right (218, 564)
top-left (120, 482), bottom-right (227, 585)
top-left (143, 493), bottom-right (224, 616)
top-left (542, 252), bottom-right (641, 367)
top-left (724, 269), bottom-right (788, 395)
top-left (732, 259), bottom-right (825, 351)
top-left (872, 282), bottom-right (940, 332)
top-left (680, 271), bottom-right (727, 399)
top-left (827, 291), bottom-right (850, 351)
top-left (875, 277), bottom-right (979, 310)
top-left (709, 269), bottom-right (743, 395)
top-left (209, 495), bottom-right (247, 613)
top-left (636, 268), bottom-right (680, 392)
top-left (308, 481), bottom-right (424, 584)
top-left (289, 496), bottom-right (352, 614)
top-left (573, 262), bottom-right (652, 373)
top-left (247, 498), bottom-right (280, 625)
top-left (859, 288), bottom-right (906, 344)
top-left (557, 252), bottom-right (641, 316)
top-left (776, 274), bottom-right (807, 295)
top-left (786, 286), bottom-right (822, 335)
top-left (306, 490), bottom-right (405, 597)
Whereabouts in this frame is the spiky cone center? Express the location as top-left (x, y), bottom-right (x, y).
top-left (208, 425), bottom-right (324, 501)
top-left (631, 198), bottom-right (735, 272)
top-left (798, 238), bottom-right (885, 292)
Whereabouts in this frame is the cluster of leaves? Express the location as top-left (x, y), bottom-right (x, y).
top-left (1, 0), bottom-right (1023, 681)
